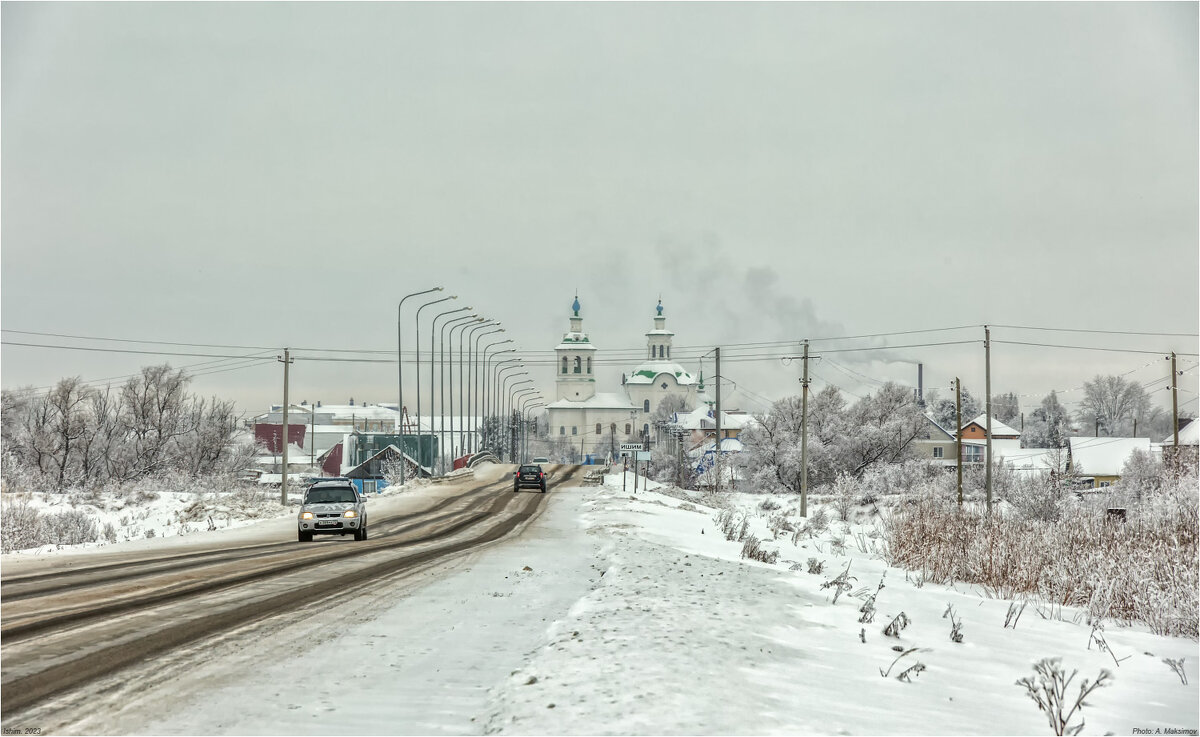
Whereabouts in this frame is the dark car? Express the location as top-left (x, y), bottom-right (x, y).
top-left (514, 464), bottom-right (547, 493)
top-left (297, 480), bottom-right (367, 542)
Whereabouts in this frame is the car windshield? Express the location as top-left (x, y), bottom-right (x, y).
top-left (519, 466), bottom-right (541, 473)
top-left (305, 487), bottom-right (358, 504)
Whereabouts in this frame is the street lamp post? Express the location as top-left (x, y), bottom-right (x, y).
top-left (520, 395), bottom-right (543, 461)
top-left (510, 385), bottom-right (536, 460)
top-left (481, 346), bottom-right (515, 453)
top-left (466, 324), bottom-right (501, 454)
top-left (507, 379), bottom-right (534, 426)
top-left (500, 374), bottom-right (530, 462)
top-left (449, 317), bottom-right (484, 463)
top-left (477, 343), bottom-right (511, 456)
top-left (431, 306), bottom-right (471, 474)
top-left (414, 294), bottom-right (456, 475)
top-left (398, 287), bottom-right (443, 440)
top-left (491, 360), bottom-right (523, 457)
top-left (493, 361), bottom-right (523, 420)
top-left (442, 314), bottom-right (478, 474)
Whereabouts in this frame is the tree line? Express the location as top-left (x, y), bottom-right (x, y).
top-left (2, 364), bottom-right (256, 492)
top-left (735, 373), bottom-right (1185, 495)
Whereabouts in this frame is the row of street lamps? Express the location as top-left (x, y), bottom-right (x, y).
top-left (397, 287), bottom-right (545, 484)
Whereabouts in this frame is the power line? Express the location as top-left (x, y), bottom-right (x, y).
top-left (991, 324), bottom-right (1199, 338)
top-left (1, 341), bottom-right (282, 361)
top-left (992, 340), bottom-right (1199, 357)
top-left (1, 329), bottom-right (280, 351)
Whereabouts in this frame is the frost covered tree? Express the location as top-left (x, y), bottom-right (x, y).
top-left (840, 382), bottom-right (928, 477)
top-left (651, 393), bottom-right (691, 425)
top-left (991, 392), bottom-right (1020, 424)
top-left (739, 382), bottom-right (928, 493)
top-left (2, 364), bottom-right (255, 492)
top-left (929, 387), bottom-right (980, 434)
top-left (1078, 374), bottom-right (1152, 436)
top-left (1022, 391), bottom-right (1071, 449)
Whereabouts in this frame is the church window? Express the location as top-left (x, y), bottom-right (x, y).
top-left (572, 426), bottom-right (578, 435)
top-left (559, 426), bottom-right (565, 436)
top-left (643, 423), bottom-right (649, 436)
top-left (596, 423), bottom-right (602, 435)
top-left (573, 356), bottom-right (581, 374)
top-left (667, 346), bottom-right (670, 358)
top-left (659, 345), bottom-right (664, 358)
top-left (561, 357), bottom-right (567, 374)
top-left (643, 399), bottom-right (650, 413)
top-left (625, 423), bottom-right (631, 434)
top-left (587, 357), bottom-right (592, 374)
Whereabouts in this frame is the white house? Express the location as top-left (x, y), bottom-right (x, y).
top-left (1068, 436), bottom-right (1152, 488)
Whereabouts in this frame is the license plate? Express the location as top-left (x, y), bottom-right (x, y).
top-left (317, 520), bottom-right (340, 527)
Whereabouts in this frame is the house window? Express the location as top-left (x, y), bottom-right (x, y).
top-left (559, 426), bottom-right (565, 436)
top-left (596, 423), bottom-right (602, 435)
top-left (933, 447), bottom-right (944, 459)
top-left (963, 446), bottom-right (984, 463)
top-left (573, 356), bottom-right (581, 374)
top-left (643, 399), bottom-right (650, 413)
top-left (363, 480), bottom-right (377, 494)
top-left (572, 426), bottom-right (578, 435)
top-left (625, 423), bottom-right (631, 434)
top-left (587, 357), bottom-right (592, 374)
top-left (561, 357), bottom-right (568, 374)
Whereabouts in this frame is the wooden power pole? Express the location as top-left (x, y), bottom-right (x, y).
top-left (955, 377), bottom-right (963, 506)
top-left (714, 346), bottom-right (721, 493)
top-left (1172, 352), bottom-right (1180, 449)
top-left (984, 325), bottom-right (993, 513)
top-left (278, 348), bottom-right (293, 506)
top-left (800, 340), bottom-right (810, 518)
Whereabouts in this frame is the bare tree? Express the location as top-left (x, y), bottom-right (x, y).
top-left (1078, 375), bottom-right (1151, 436)
top-left (117, 365), bottom-right (195, 478)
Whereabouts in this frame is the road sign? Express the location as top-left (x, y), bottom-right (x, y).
top-left (636, 451), bottom-right (651, 462)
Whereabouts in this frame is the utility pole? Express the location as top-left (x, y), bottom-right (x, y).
top-left (278, 349), bottom-right (293, 506)
top-left (714, 346), bottom-right (722, 493)
top-left (984, 325), bottom-right (993, 514)
top-left (800, 340), bottom-right (810, 518)
top-left (1172, 352), bottom-right (1180, 449)
top-left (955, 377), bottom-right (963, 507)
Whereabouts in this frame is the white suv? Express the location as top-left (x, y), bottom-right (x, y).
top-left (297, 480), bottom-right (367, 542)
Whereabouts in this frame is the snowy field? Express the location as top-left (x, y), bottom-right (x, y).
top-left (14, 469), bottom-right (1199, 736)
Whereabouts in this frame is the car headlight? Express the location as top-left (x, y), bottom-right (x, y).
top-left (343, 510), bottom-right (358, 518)
top-left (300, 511), bottom-right (314, 520)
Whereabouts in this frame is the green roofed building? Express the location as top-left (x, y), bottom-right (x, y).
top-left (546, 297), bottom-right (699, 460)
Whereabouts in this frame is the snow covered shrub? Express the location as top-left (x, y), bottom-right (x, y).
top-left (741, 535), bottom-right (779, 564)
top-left (804, 507), bottom-right (830, 536)
top-left (806, 558), bottom-right (826, 575)
top-left (1, 494), bottom-right (44, 552)
top-left (1118, 449), bottom-right (1163, 499)
top-left (714, 510), bottom-right (740, 541)
top-left (41, 509), bottom-right (99, 546)
top-left (1015, 658), bottom-right (1111, 736)
top-left (758, 497), bottom-right (781, 512)
top-left (883, 470), bottom-right (1199, 637)
top-left (831, 473), bottom-right (857, 521)
top-left (1006, 474), bottom-right (1074, 522)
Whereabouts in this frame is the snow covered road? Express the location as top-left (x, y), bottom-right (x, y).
top-left (15, 472), bottom-right (1198, 736)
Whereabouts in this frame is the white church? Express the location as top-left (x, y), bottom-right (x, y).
top-left (546, 297), bottom-right (701, 458)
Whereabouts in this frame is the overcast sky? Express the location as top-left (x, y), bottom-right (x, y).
top-left (3, 2), bottom-right (1197, 422)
